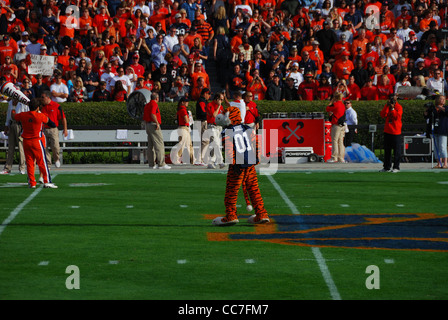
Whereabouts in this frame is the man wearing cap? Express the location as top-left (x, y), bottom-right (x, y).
top-left (424, 47), bottom-right (441, 69)
top-left (130, 52), bottom-right (145, 78)
top-left (411, 58), bottom-right (429, 83)
top-left (316, 20), bottom-right (338, 61)
top-left (184, 26), bottom-right (203, 50)
top-left (0, 36), bottom-right (14, 64)
top-left (17, 31), bottom-right (30, 47)
top-left (333, 50), bottom-right (354, 81)
top-left (93, 5), bottom-right (111, 36)
top-left (298, 72), bottom-right (318, 101)
top-left (403, 30), bottom-right (421, 60)
top-left (194, 14), bottom-right (214, 47)
top-left (171, 97), bottom-right (195, 165)
top-left (14, 42), bottom-right (28, 64)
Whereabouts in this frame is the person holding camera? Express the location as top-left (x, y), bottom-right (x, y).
top-left (380, 94), bottom-right (403, 173)
top-left (326, 92), bottom-right (346, 163)
top-left (424, 95), bottom-right (448, 168)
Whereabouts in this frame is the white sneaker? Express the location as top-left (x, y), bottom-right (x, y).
top-left (194, 162), bottom-right (206, 166)
top-left (44, 183), bottom-right (58, 189)
top-left (247, 214), bottom-right (270, 224)
top-left (55, 160), bottom-right (61, 168)
top-left (160, 164), bottom-right (171, 169)
top-left (391, 168), bottom-right (400, 173)
top-left (207, 163), bottom-right (216, 169)
top-left (212, 216), bottom-right (239, 226)
top-left (19, 170), bottom-right (26, 174)
top-left (326, 159), bottom-right (337, 163)
top-left (39, 177), bottom-right (44, 184)
top-left (0, 169), bottom-right (10, 174)
top-left (152, 164), bottom-right (159, 169)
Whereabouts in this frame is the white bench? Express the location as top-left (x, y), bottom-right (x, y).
top-left (58, 128), bottom-right (202, 164)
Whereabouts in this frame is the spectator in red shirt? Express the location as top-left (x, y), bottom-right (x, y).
top-left (142, 92), bottom-right (171, 169)
top-left (347, 75), bottom-right (361, 101)
top-left (376, 74), bottom-right (393, 100)
top-left (316, 75), bottom-right (333, 100)
top-left (93, 5), bottom-right (111, 37)
top-left (360, 78), bottom-right (378, 100)
top-left (298, 72), bottom-right (319, 101)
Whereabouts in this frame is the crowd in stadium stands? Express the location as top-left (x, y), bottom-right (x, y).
top-left (0, 0), bottom-right (447, 104)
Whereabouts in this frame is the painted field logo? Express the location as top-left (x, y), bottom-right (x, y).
top-left (207, 213), bottom-right (448, 252)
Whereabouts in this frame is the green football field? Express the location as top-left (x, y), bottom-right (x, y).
top-left (0, 168), bottom-right (447, 303)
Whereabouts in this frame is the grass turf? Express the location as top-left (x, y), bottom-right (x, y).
top-left (0, 170), bottom-right (447, 300)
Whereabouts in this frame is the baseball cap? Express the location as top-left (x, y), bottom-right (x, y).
top-left (40, 45), bottom-right (47, 50)
top-left (22, 31), bottom-right (29, 36)
top-left (179, 97), bottom-right (189, 103)
top-left (409, 31), bottom-right (416, 36)
top-left (175, 13), bottom-right (181, 19)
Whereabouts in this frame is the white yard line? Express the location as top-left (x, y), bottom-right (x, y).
top-left (0, 174), bottom-right (57, 239)
top-left (266, 175), bottom-right (342, 300)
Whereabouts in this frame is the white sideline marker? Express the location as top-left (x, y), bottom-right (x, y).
top-left (71, 206), bottom-right (80, 209)
top-left (126, 205), bottom-right (134, 208)
top-left (109, 260), bottom-right (119, 264)
top-left (177, 259), bottom-right (187, 264)
top-left (0, 174), bottom-right (57, 239)
top-left (340, 204), bottom-right (350, 207)
top-left (245, 259), bottom-right (255, 264)
top-left (38, 261), bottom-right (49, 266)
top-left (384, 259), bottom-right (395, 264)
top-left (267, 175), bottom-right (341, 300)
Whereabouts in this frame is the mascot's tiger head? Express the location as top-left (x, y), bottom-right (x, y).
top-left (216, 106), bottom-right (242, 128)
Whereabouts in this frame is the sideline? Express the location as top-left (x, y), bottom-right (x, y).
top-left (266, 174), bottom-right (342, 300)
top-left (0, 174), bottom-right (57, 239)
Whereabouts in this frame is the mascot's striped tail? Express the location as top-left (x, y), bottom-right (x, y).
top-left (242, 180), bottom-right (253, 212)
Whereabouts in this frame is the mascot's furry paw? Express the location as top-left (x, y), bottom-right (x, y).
top-left (246, 205), bottom-right (253, 212)
top-left (215, 111), bottom-right (231, 127)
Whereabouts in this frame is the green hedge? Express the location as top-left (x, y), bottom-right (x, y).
top-left (0, 99), bottom-right (429, 128)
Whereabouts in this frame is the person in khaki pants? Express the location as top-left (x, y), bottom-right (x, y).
top-left (41, 91), bottom-right (68, 168)
top-left (1, 99), bottom-right (27, 175)
top-left (171, 97), bottom-right (195, 165)
top-left (143, 92), bottom-right (171, 169)
top-left (326, 92), bottom-right (346, 163)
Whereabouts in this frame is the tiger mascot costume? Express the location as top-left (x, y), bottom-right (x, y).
top-left (212, 106), bottom-right (269, 226)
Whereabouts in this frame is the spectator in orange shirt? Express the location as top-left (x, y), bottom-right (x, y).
top-left (419, 9), bottom-right (438, 32)
top-left (246, 68), bottom-right (267, 100)
top-left (57, 46), bottom-right (71, 69)
top-left (148, 3), bottom-right (172, 34)
top-left (190, 61), bottom-right (210, 90)
top-left (103, 36), bottom-right (122, 60)
top-left (0, 35), bottom-right (14, 64)
top-left (78, 8), bottom-right (93, 37)
top-left (309, 40), bottom-right (324, 75)
top-left (351, 27), bottom-right (369, 57)
top-left (333, 51), bottom-right (354, 81)
top-left (56, 8), bottom-right (77, 39)
top-left (330, 34), bottom-right (352, 62)
top-left (184, 26), bottom-right (203, 49)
